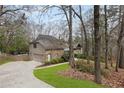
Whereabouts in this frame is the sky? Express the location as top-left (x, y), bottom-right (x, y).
top-left (25, 5), bottom-right (93, 39)
top-left (27, 5), bottom-right (92, 24)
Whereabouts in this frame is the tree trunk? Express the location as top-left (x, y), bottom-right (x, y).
top-left (72, 6), bottom-right (89, 64)
top-left (79, 6), bottom-right (84, 55)
top-left (116, 6), bottom-right (122, 72)
top-left (116, 8), bottom-right (124, 71)
top-left (68, 5), bottom-right (75, 68)
top-left (115, 45), bottom-right (120, 72)
top-left (80, 23), bottom-right (84, 54)
top-left (94, 5), bottom-right (102, 84)
top-left (91, 27), bottom-right (94, 57)
top-left (80, 20), bottom-right (89, 64)
top-left (79, 6), bottom-right (90, 64)
top-left (119, 46), bottom-right (124, 68)
top-left (118, 7), bottom-right (124, 69)
top-left (104, 5), bottom-right (109, 69)
top-left (110, 47), bottom-right (113, 67)
top-left (79, 6), bottom-right (89, 63)
top-left (116, 45), bottom-right (121, 72)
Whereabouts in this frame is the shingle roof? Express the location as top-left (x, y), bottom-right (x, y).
top-left (34, 35), bottom-right (67, 50)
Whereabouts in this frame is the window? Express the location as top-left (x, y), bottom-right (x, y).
top-left (33, 43), bottom-right (37, 48)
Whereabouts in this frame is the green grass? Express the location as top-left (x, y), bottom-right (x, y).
top-left (34, 63), bottom-right (105, 88)
top-left (0, 57), bottom-right (14, 65)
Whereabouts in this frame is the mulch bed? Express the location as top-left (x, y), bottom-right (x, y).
top-left (102, 69), bottom-right (124, 87)
top-left (58, 68), bottom-right (124, 88)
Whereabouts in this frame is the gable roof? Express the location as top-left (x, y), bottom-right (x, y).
top-left (32, 35), bottom-right (67, 50)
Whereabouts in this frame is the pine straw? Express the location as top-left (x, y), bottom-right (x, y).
top-left (102, 68), bottom-right (124, 87)
top-left (58, 68), bottom-right (124, 88)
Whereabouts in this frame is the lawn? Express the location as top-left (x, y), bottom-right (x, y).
top-left (0, 56), bottom-right (14, 65)
top-left (34, 63), bottom-right (104, 88)
top-left (0, 54), bottom-right (30, 65)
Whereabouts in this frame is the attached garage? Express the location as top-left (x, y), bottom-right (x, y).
top-left (29, 35), bottom-right (67, 63)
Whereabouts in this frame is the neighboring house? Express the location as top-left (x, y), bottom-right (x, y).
top-left (74, 43), bottom-right (82, 54)
top-left (29, 35), bottom-right (67, 63)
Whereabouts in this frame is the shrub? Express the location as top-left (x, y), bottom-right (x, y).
top-left (100, 56), bottom-right (105, 63)
top-left (75, 60), bottom-right (94, 74)
top-left (44, 57), bottom-right (65, 65)
top-left (74, 53), bottom-right (87, 59)
top-left (74, 53), bottom-right (105, 63)
top-left (44, 60), bottom-right (51, 65)
top-left (61, 51), bottom-right (69, 62)
top-left (75, 60), bottom-right (109, 77)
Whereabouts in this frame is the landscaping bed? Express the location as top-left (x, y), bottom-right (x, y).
top-left (44, 58), bottom-right (66, 65)
top-left (59, 68), bottom-right (124, 88)
top-left (36, 57), bottom-right (68, 68)
top-left (59, 60), bottom-right (124, 88)
top-left (74, 53), bottom-right (105, 62)
top-left (34, 58), bottom-right (124, 88)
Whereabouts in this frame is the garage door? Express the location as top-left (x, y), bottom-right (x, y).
top-left (31, 53), bottom-right (46, 63)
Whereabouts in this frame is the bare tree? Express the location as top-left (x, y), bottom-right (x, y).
top-left (116, 6), bottom-right (124, 71)
top-left (58, 5), bottom-right (75, 68)
top-left (68, 5), bottom-right (75, 68)
top-left (0, 5), bottom-right (28, 53)
top-left (104, 5), bottom-right (109, 69)
top-left (94, 5), bottom-right (101, 84)
top-left (72, 6), bottom-right (89, 63)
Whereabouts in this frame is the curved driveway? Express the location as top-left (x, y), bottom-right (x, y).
top-left (0, 61), bottom-right (53, 88)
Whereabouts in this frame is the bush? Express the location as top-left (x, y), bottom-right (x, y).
top-left (44, 57), bottom-right (65, 65)
top-left (100, 56), bottom-right (105, 63)
top-left (50, 58), bottom-right (63, 64)
top-left (61, 51), bottom-right (69, 62)
top-left (75, 60), bottom-right (94, 74)
top-left (74, 53), bottom-right (105, 63)
top-left (74, 54), bottom-right (87, 59)
top-left (75, 60), bottom-right (109, 77)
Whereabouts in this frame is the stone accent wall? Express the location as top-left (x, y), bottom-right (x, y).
top-left (29, 44), bottom-right (46, 62)
top-left (74, 49), bottom-right (82, 54)
top-left (46, 50), bottom-right (64, 60)
top-left (29, 43), bottom-right (64, 63)
top-left (29, 44), bottom-right (45, 54)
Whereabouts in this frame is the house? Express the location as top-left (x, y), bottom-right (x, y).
top-left (74, 43), bottom-right (82, 54)
top-left (29, 35), bottom-right (67, 63)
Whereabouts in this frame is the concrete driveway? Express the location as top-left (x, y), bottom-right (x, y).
top-left (0, 61), bottom-right (53, 88)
